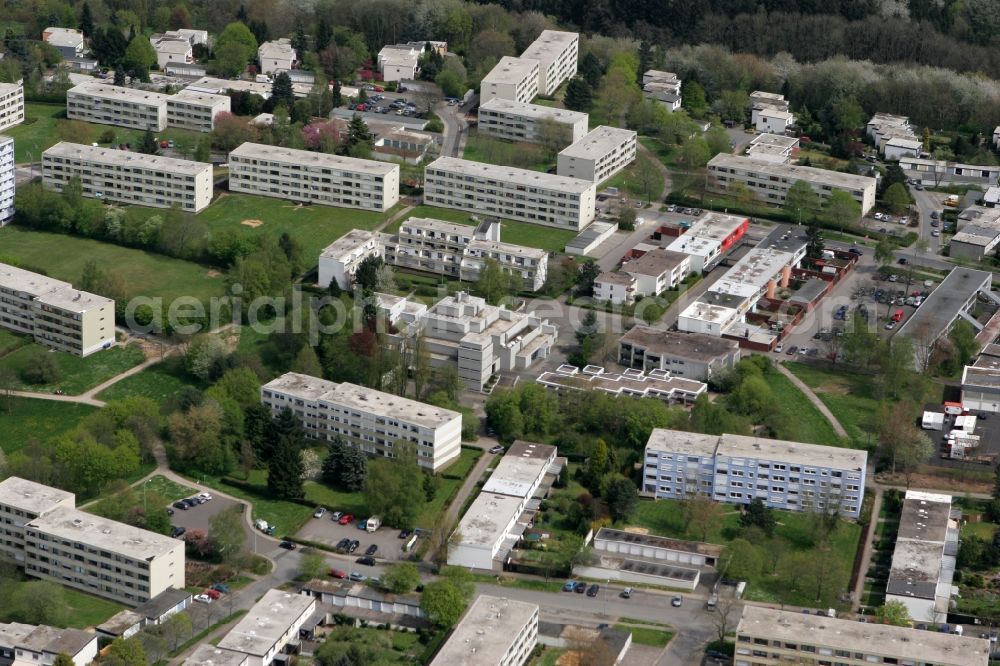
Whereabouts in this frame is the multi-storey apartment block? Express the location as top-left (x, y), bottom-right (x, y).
top-left (43, 142), bottom-right (213, 213)
top-left (0, 477), bottom-right (187, 606)
top-left (557, 125), bottom-right (637, 183)
top-left (707, 153), bottom-right (876, 215)
top-left (520, 30), bottom-right (578, 96)
top-left (430, 595), bottom-right (539, 666)
top-left (643, 429), bottom-right (867, 519)
top-left (481, 56), bottom-right (539, 104)
top-left (0, 262), bottom-right (114, 357)
top-left (260, 372), bottom-right (462, 471)
top-left (228, 143), bottom-right (399, 212)
top-left (165, 90), bottom-right (230, 132)
top-left (748, 91), bottom-right (790, 131)
top-left (67, 84), bottom-right (169, 131)
top-left (424, 157), bottom-right (596, 230)
top-left (257, 39), bottom-right (296, 75)
top-left (477, 98), bottom-right (588, 145)
top-left (735, 606), bottom-right (989, 666)
top-left (317, 229), bottom-right (385, 291)
top-left (0, 83), bottom-right (24, 133)
top-left (0, 136), bottom-right (14, 225)
top-left (384, 218), bottom-right (548, 291)
top-left (642, 70), bottom-right (682, 111)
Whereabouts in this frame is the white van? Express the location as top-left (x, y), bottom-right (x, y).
top-left (366, 516), bottom-right (381, 532)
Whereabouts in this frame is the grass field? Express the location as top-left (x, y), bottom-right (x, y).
top-left (96, 355), bottom-right (196, 405)
top-left (0, 227), bottom-right (228, 305)
top-left (0, 329), bottom-right (30, 357)
top-left (767, 366), bottom-right (843, 447)
top-left (602, 156), bottom-right (666, 202)
top-left (784, 361), bottom-right (880, 449)
top-left (0, 341), bottom-right (145, 395)
top-left (398, 205), bottom-right (577, 253)
top-left (961, 521), bottom-right (997, 539)
top-left (87, 475), bottom-right (197, 519)
top-left (0, 397), bottom-right (98, 452)
top-left (461, 131), bottom-right (553, 173)
top-left (0, 580), bottom-right (123, 628)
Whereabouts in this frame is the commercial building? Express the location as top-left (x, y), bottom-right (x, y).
top-left (593, 271), bottom-right (636, 304)
top-left (317, 229), bottom-right (385, 291)
top-left (257, 39), bottom-right (296, 75)
top-left (0, 262), bottom-right (115, 357)
top-left (557, 125), bottom-right (637, 183)
top-left (536, 364), bottom-right (707, 404)
top-left (642, 429), bottom-right (867, 519)
top-left (424, 156), bottom-right (596, 230)
top-left (885, 491), bottom-right (959, 623)
top-left (520, 30), bottom-right (578, 96)
top-left (0, 623), bottom-right (98, 666)
top-left (619, 247), bottom-right (689, 296)
top-left (430, 595), bottom-right (538, 666)
top-left (449, 441), bottom-right (557, 570)
top-left (382, 291), bottom-right (558, 392)
top-left (43, 141), bottom-right (213, 213)
top-left (165, 90), bottom-right (230, 132)
top-left (665, 212), bottom-right (749, 272)
top-left (0, 83), bottom-right (24, 133)
top-left (744, 133), bottom-right (798, 164)
top-left (642, 70), bottom-right (682, 111)
top-left (477, 98), bottom-right (588, 145)
top-left (0, 136), bottom-right (14, 225)
top-left (962, 364), bottom-right (1000, 413)
top-left (618, 326), bottom-right (741, 380)
top-left (149, 34), bottom-right (192, 70)
top-left (707, 153), bottom-right (876, 215)
top-left (735, 606), bottom-right (989, 666)
top-left (217, 589), bottom-right (316, 666)
top-left (950, 205), bottom-right (1000, 261)
top-left (228, 143), bottom-right (399, 212)
top-left (260, 372), bottom-right (462, 471)
top-left (42, 27), bottom-right (84, 59)
top-left (67, 83), bottom-right (169, 131)
top-left (480, 56), bottom-right (539, 104)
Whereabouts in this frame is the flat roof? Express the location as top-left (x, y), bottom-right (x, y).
top-left (750, 91), bottom-right (785, 101)
top-left (430, 595), bottom-right (538, 666)
top-left (454, 492), bottom-right (524, 547)
top-left (0, 262), bottom-right (112, 314)
top-left (538, 366), bottom-right (707, 399)
top-left (886, 137), bottom-right (922, 148)
top-left (482, 441), bottom-right (555, 498)
top-left (319, 229), bottom-right (379, 260)
top-left (479, 97), bottom-right (587, 124)
top-left (218, 589), bottom-right (314, 657)
top-left (644, 69), bottom-right (679, 82)
top-left (750, 133), bottom-right (799, 150)
top-left (68, 82), bottom-right (169, 105)
top-left (258, 39), bottom-right (295, 60)
top-left (897, 267), bottom-right (993, 341)
top-left (96, 610), bottom-right (144, 636)
top-left (646, 428), bottom-right (719, 457)
top-left (622, 248), bottom-right (688, 278)
top-left (597, 271), bottom-right (634, 286)
top-left (185, 645), bottom-right (249, 666)
top-left (954, 206), bottom-right (1000, 246)
top-left (886, 539), bottom-right (945, 599)
top-left (151, 38), bottom-right (191, 55)
top-left (482, 56), bottom-right (539, 85)
top-left (718, 433), bottom-right (867, 470)
top-left (262, 372), bottom-right (461, 429)
top-left (963, 365), bottom-right (1000, 388)
top-left (0, 623), bottom-right (34, 648)
top-left (619, 326), bottom-right (739, 362)
top-left (185, 77), bottom-right (272, 97)
top-left (134, 588), bottom-right (192, 619)
top-left (0, 477), bottom-right (74, 515)
top-left (737, 606), bottom-right (989, 666)
top-left (168, 89), bottom-right (229, 106)
top-left (709, 153), bottom-right (876, 191)
top-left (559, 125), bottom-right (636, 160)
top-left (399, 217), bottom-right (546, 259)
top-left (230, 142), bottom-right (397, 176)
top-left (596, 527), bottom-right (723, 558)
top-left (898, 490), bottom-right (952, 542)
top-left (427, 156), bottom-right (594, 194)
top-left (26, 506), bottom-right (182, 561)
top-left (521, 30), bottom-right (578, 63)
top-left (44, 141), bottom-right (211, 176)
top-left (19, 625), bottom-right (95, 657)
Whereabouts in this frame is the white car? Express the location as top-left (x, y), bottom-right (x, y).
top-left (931, 230), bottom-right (940, 237)
top-left (194, 594), bottom-right (212, 604)
top-left (775, 343), bottom-right (784, 353)
top-left (198, 492), bottom-right (212, 501)
top-left (313, 507), bottom-right (326, 519)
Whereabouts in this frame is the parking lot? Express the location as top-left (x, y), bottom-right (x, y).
top-left (168, 494), bottom-right (244, 536)
top-left (296, 512), bottom-right (412, 564)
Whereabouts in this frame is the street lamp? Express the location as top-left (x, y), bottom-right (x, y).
top-left (142, 478), bottom-right (152, 513)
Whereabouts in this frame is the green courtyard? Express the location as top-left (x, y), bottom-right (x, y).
top-left (395, 205), bottom-right (577, 253)
top-left (0, 397), bottom-right (97, 452)
top-left (0, 341), bottom-right (145, 395)
top-left (96, 356), bottom-right (197, 405)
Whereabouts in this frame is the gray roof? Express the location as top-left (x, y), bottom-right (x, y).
top-left (718, 433), bottom-right (867, 471)
top-left (185, 645), bottom-right (249, 666)
top-left (645, 429), bottom-right (719, 457)
top-left (68, 82), bottom-right (169, 105)
top-left (134, 588), bottom-right (193, 620)
top-left (230, 142), bottom-right (397, 176)
top-left (217, 589), bottom-right (315, 657)
top-left (481, 56), bottom-right (538, 86)
top-left (619, 326), bottom-right (739, 362)
top-left (427, 156), bottom-right (594, 194)
top-left (0, 477), bottom-right (73, 516)
top-left (559, 125), bottom-right (636, 160)
top-left (896, 267), bottom-right (992, 342)
top-left (520, 30), bottom-right (577, 65)
top-left (45, 141), bottom-right (211, 176)
top-left (596, 527), bottom-right (723, 558)
top-left (430, 595), bottom-right (538, 666)
top-left (18, 625), bottom-right (95, 657)
top-left (482, 440), bottom-right (556, 498)
top-left (622, 248), bottom-right (688, 278)
top-left (479, 98), bottom-right (587, 124)
top-left (26, 506), bottom-right (182, 561)
top-left (708, 153), bottom-right (875, 191)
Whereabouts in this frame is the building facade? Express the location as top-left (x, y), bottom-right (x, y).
top-left (43, 142), bottom-right (213, 213)
top-left (257, 39), bottom-right (296, 75)
top-left (621, 248), bottom-right (689, 296)
top-left (557, 126), bottom-right (637, 183)
top-left (0, 262), bottom-right (115, 357)
top-left (1, 623), bottom-right (98, 666)
top-left (480, 56), bottom-right (539, 104)
top-left (0, 83), bottom-right (24, 133)
top-left (520, 30), bottom-right (578, 96)
top-left (643, 429), bottom-right (867, 519)
top-left (229, 143), bottom-right (399, 212)
top-left (67, 84), bottom-right (169, 131)
top-left (42, 27), bottom-right (85, 58)
top-left (149, 35), bottom-right (192, 69)
top-left (477, 98), bottom-right (588, 145)
top-left (0, 478), bottom-right (75, 566)
top-left (665, 212), bottom-right (749, 272)
top-left (430, 595), bottom-right (538, 666)
top-left (0, 136), bottom-right (14, 225)
top-left (593, 271), bottom-right (637, 304)
top-left (377, 45), bottom-right (420, 82)
top-left (317, 229), bottom-right (384, 291)
top-left (261, 372), bottom-right (462, 471)
top-left (217, 589), bottom-right (316, 666)
top-left (166, 90), bottom-right (230, 132)
top-left (618, 326), bottom-right (741, 380)
top-left (536, 365), bottom-right (707, 404)
top-left (423, 156), bottom-right (596, 230)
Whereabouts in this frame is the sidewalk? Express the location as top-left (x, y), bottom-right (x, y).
top-left (851, 486), bottom-right (883, 612)
top-left (774, 362), bottom-right (849, 439)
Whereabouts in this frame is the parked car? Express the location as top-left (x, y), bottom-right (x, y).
top-left (489, 445), bottom-right (504, 454)
top-left (563, 580), bottom-right (577, 592)
top-left (331, 511), bottom-right (343, 521)
top-left (620, 587), bottom-right (633, 599)
top-left (365, 544), bottom-right (378, 556)
top-left (786, 345), bottom-right (798, 355)
top-left (336, 538), bottom-right (351, 551)
top-left (172, 501), bottom-right (188, 510)
top-left (166, 508), bottom-right (174, 516)
top-left (170, 526), bottom-right (186, 538)
top-left (671, 595), bottom-right (683, 607)
top-left (211, 583), bottom-right (230, 593)
top-left (199, 492), bottom-right (212, 501)
top-left (348, 540), bottom-right (360, 553)
top-left (339, 513), bottom-right (355, 525)
top-left (356, 556), bottom-right (376, 566)
top-left (194, 594), bottom-right (212, 603)
top-left (898, 257), bottom-right (908, 265)
top-left (329, 568), bottom-right (347, 579)
top-left (357, 519), bottom-right (368, 530)
top-left (586, 584), bottom-right (600, 597)
top-left (279, 541), bottom-right (297, 550)
top-left (398, 529), bottom-right (412, 539)
top-left (932, 230), bottom-right (940, 237)
top-left (313, 507), bottom-right (326, 519)
top-left (574, 581), bottom-right (587, 593)
top-left (848, 247), bottom-right (863, 256)
top-left (775, 343), bottom-right (784, 353)
top-left (205, 589), bottom-right (221, 600)
top-left (349, 572), bottom-right (368, 582)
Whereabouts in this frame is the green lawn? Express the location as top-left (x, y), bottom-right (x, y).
top-left (767, 366), bottom-right (844, 447)
top-left (784, 362), bottom-right (880, 449)
top-left (602, 155), bottom-right (666, 202)
top-left (462, 130), bottom-right (553, 173)
top-left (397, 206), bottom-right (577, 253)
top-left (0, 329), bottom-right (30, 357)
top-left (0, 397), bottom-right (98, 452)
top-left (0, 580), bottom-right (123, 628)
top-left (180, 193), bottom-right (400, 262)
top-left (0, 227), bottom-right (227, 305)
top-left (87, 474), bottom-right (197, 520)
top-left (0, 341), bottom-right (145, 395)
top-left (614, 625), bottom-right (674, 647)
top-left (961, 521), bottom-right (997, 539)
top-left (96, 355), bottom-right (196, 405)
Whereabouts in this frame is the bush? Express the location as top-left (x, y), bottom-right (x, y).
top-left (20, 351), bottom-right (61, 385)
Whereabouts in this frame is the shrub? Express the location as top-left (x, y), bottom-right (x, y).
top-left (20, 351), bottom-right (61, 385)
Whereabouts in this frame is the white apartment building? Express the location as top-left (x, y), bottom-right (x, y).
top-left (745, 133), bottom-right (799, 165)
top-left (217, 589), bottom-right (316, 666)
top-left (735, 606), bottom-right (989, 666)
top-left (317, 229), bottom-right (385, 290)
top-left (707, 153), bottom-right (876, 215)
top-left (520, 30), bottom-right (578, 96)
top-left (149, 35), bottom-right (192, 69)
top-left (260, 372), bottom-right (462, 471)
top-left (229, 143), bottom-right (399, 212)
top-left (0, 623), bottom-right (98, 666)
top-left (23, 505), bottom-right (185, 606)
top-left (755, 108), bottom-right (793, 135)
top-left (0, 478), bottom-right (75, 565)
top-left (593, 271), bottom-right (636, 304)
top-left (431, 595), bottom-right (539, 666)
top-left (257, 39), bottom-right (296, 75)
top-left (557, 125), bottom-right (637, 183)
top-left (0, 136), bottom-right (14, 225)
top-left (477, 98), bottom-right (588, 145)
top-left (642, 429), bottom-right (867, 519)
top-left (536, 364), bottom-right (707, 404)
top-left (186, 646), bottom-right (249, 666)
top-left (643, 70), bottom-right (682, 111)
top-left (384, 217), bottom-right (549, 291)
top-left (0, 82), bottom-right (25, 133)
top-left (67, 83), bottom-right (169, 131)
top-left (621, 248), bottom-right (690, 296)
top-left (748, 91), bottom-right (789, 129)
top-left (42, 27), bottom-right (84, 58)
top-left (424, 156), bottom-right (596, 230)
top-left (166, 90), bottom-right (230, 132)
top-left (387, 291), bottom-right (557, 391)
top-left (377, 44), bottom-right (420, 82)
top-left (481, 56), bottom-right (539, 104)
top-left (43, 141), bottom-right (213, 213)
top-left (0, 262), bottom-right (115, 357)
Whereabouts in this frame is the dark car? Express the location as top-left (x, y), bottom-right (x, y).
top-left (848, 247), bottom-right (863, 256)
top-left (356, 556), bottom-right (376, 566)
top-left (898, 257), bottom-right (908, 265)
top-left (172, 501), bottom-right (188, 510)
top-left (586, 584), bottom-right (600, 597)
top-left (279, 541), bottom-right (297, 550)
top-left (170, 525), bottom-right (186, 538)
top-left (398, 529), bottom-right (412, 539)
top-left (336, 538), bottom-right (350, 551)
top-left (365, 544), bottom-right (378, 556)
top-left (348, 540), bottom-right (360, 553)
top-left (211, 583), bottom-right (230, 593)
top-left (574, 581), bottom-right (587, 593)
